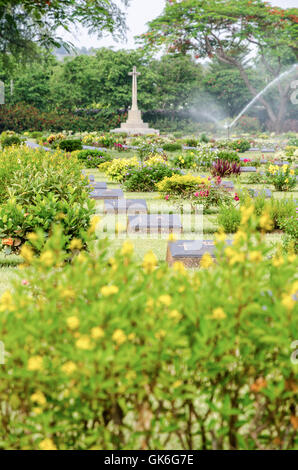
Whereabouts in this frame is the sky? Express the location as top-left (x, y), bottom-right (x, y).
top-left (61, 0), bottom-right (298, 50)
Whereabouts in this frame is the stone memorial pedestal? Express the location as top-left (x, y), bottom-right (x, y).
top-left (112, 67), bottom-right (159, 136)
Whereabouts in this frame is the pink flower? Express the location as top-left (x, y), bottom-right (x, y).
top-left (165, 195), bottom-right (169, 200)
top-left (194, 192), bottom-right (199, 197)
top-left (243, 158), bottom-right (251, 163)
top-left (234, 193), bottom-right (239, 201)
top-left (22, 280), bottom-right (29, 286)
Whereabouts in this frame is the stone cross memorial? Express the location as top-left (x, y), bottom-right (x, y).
top-left (112, 66), bottom-right (159, 135)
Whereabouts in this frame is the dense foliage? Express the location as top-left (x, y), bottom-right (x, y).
top-left (0, 216), bottom-right (297, 450)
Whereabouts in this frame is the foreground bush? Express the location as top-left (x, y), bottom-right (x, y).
top-left (0, 147), bottom-right (95, 252)
top-left (0, 218), bottom-right (297, 450)
top-left (0, 133), bottom-right (22, 148)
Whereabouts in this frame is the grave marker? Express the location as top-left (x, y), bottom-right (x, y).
top-left (90, 189), bottom-right (124, 200)
top-left (167, 239), bottom-right (232, 267)
top-left (127, 214), bottom-right (182, 234)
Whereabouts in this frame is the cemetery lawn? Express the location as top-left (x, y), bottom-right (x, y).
top-left (0, 148), bottom-right (296, 291)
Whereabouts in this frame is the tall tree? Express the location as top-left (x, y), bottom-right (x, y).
top-left (0, 1), bottom-right (129, 66)
top-left (141, 0), bottom-right (298, 132)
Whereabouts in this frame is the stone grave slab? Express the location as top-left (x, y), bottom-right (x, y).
top-left (88, 174), bottom-right (95, 182)
top-left (240, 166), bottom-right (257, 173)
top-left (104, 199), bottom-right (147, 214)
top-left (89, 182), bottom-right (107, 190)
top-left (90, 189), bottom-right (124, 200)
top-left (273, 161), bottom-right (290, 167)
top-left (167, 239), bottom-right (232, 268)
top-left (127, 214), bottom-right (182, 234)
top-left (221, 180), bottom-right (234, 190)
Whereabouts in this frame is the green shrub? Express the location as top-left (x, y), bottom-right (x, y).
top-left (218, 205), bottom-right (241, 232)
top-left (162, 142), bottom-right (183, 152)
top-left (216, 150), bottom-right (240, 163)
top-left (288, 137), bottom-right (298, 147)
top-left (30, 131), bottom-right (43, 139)
top-left (281, 215), bottom-right (298, 253)
top-left (59, 139), bottom-right (83, 152)
top-left (229, 139), bottom-right (251, 153)
top-left (75, 150), bottom-right (112, 168)
top-left (0, 219), bottom-right (297, 450)
top-left (266, 164), bottom-right (296, 191)
top-left (0, 146), bottom-right (95, 252)
top-left (171, 152), bottom-right (198, 169)
top-left (184, 138), bottom-right (198, 147)
top-left (0, 134), bottom-right (21, 148)
top-left (123, 163), bottom-right (181, 192)
top-left (157, 174), bottom-right (231, 210)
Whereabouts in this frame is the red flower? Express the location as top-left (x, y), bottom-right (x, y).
top-left (234, 193), bottom-right (239, 201)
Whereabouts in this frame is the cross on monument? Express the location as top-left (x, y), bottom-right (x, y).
top-left (129, 66), bottom-right (141, 111)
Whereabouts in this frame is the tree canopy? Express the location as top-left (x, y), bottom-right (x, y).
top-left (141, 0), bottom-right (298, 131)
top-left (0, 0), bottom-right (129, 64)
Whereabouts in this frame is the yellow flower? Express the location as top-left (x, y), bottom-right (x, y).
top-left (128, 332), bottom-right (135, 341)
top-left (169, 309), bottom-right (182, 321)
top-left (168, 233), bottom-right (176, 241)
top-left (215, 230), bottom-right (226, 243)
top-left (91, 326), bottom-right (104, 339)
top-left (60, 288), bottom-right (76, 300)
top-left (121, 240), bottom-right (134, 256)
top-left (240, 205), bottom-right (254, 224)
top-left (40, 250), bottom-right (54, 267)
top-left (39, 438), bottom-right (57, 451)
top-left (69, 239), bottom-right (83, 250)
top-left (125, 370), bottom-right (137, 381)
top-left (285, 178), bottom-right (289, 183)
top-left (233, 230), bottom-right (247, 245)
top-left (112, 329), bottom-right (126, 345)
top-left (61, 361), bottom-right (77, 375)
top-left (88, 216), bottom-right (100, 234)
top-left (259, 212), bottom-right (273, 232)
top-left (0, 290), bottom-right (14, 312)
top-left (200, 253), bottom-right (214, 268)
top-left (66, 316), bottom-right (79, 330)
top-left (27, 232), bottom-right (38, 242)
top-left (33, 407), bottom-right (42, 415)
top-left (76, 335), bottom-right (92, 350)
top-left (272, 255), bottom-right (284, 267)
top-left (212, 308), bottom-right (226, 319)
top-left (173, 261), bottom-right (186, 274)
top-left (20, 245), bottom-right (34, 264)
top-left (158, 294), bottom-right (172, 306)
top-left (155, 329), bottom-right (166, 339)
top-left (290, 281), bottom-right (298, 296)
top-left (100, 285), bottom-right (119, 297)
top-left (173, 380), bottom-right (182, 389)
top-left (77, 252), bottom-right (87, 263)
top-left (249, 251), bottom-right (263, 263)
top-left (290, 169), bottom-right (294, 175)
top-left (281, 295), bottom-right (295, 311)
top-left (31, 391), bottom-right (46, 406)
top-left (28, 356), bottom-right (43, 371)
top-left (143, 251), bottom-right (158, 273)
top-left (229, 252), bottom-right (245, 265)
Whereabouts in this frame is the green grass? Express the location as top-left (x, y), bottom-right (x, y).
top-left (0, 148), bottom-right (295, 285)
